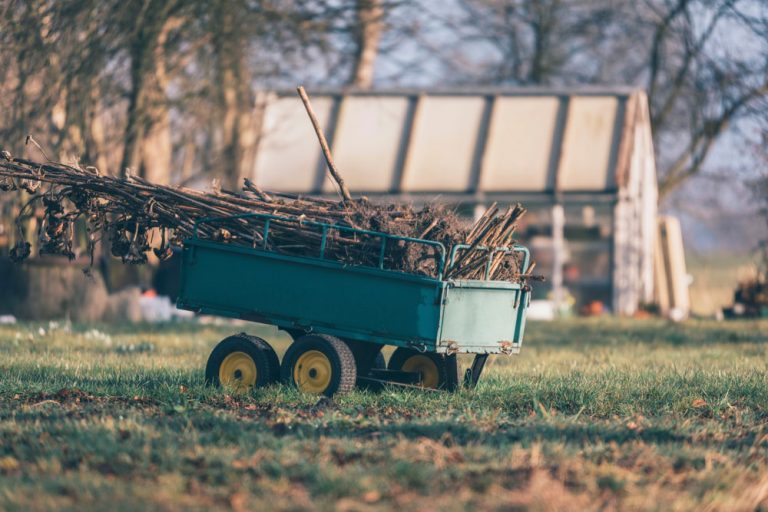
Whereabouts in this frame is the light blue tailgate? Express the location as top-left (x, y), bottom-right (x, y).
top-left (437, 280), bottom-right (529, 354)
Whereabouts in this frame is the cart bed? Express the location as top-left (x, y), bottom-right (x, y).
top-left (178, 225), bottom-right (529, 355)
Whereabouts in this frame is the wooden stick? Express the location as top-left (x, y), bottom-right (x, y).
top-left (296, 86), bottom-right (353, 203)
top-left (243, 178), bottom-right (272, 202)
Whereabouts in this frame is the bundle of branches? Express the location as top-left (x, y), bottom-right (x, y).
top-left (445, 203), bottom-right (529, 280)
top-left (0, 151), bottom-right (528, 281)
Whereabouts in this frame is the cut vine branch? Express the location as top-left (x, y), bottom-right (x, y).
top-left (297, 85), bottom-right (352, 203)
top-left (0, 151), bottom-right (528, 281)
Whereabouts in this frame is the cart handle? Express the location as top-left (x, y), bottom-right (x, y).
top-left (193, 212), bottom-right (448, 278)
top-left (448, 244), bottom-right (530, 280)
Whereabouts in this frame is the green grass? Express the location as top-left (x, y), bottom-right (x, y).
top-left (1, 318), bottom-right (767, 510)
top-left (686, 251), bottom-right (760, 316)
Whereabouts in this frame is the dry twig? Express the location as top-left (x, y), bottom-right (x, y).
top-left (0, 153), bottom-right (527, 281)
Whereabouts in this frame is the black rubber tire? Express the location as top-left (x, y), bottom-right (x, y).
top-left (241, 333), bottom-right (280, 383)
top-left (205, 333), bottom-right (278, 389)
top-left (387, 348), bottom-right (457, 390)
top-left (280, 334), bottom-right (357, 397)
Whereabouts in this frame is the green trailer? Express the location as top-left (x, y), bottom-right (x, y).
top-left (177, 213), bottom-right (531, 396)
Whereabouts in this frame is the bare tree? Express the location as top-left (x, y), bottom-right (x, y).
top-left (433, 0), bottom-right (768, 197)
top-left (118, 0), bottom-right (183, 182)
top-left (640, 0), bottom-right (768, 195)
top-left (431, 0), bottom-right (620, 85)
top-left (208, 0), bottom-right (258, 189)
top-left (0, 1), bottom-right (60, 154)
top-left (349, 0), bottom-right (385, 88)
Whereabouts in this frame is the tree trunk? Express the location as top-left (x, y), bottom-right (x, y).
top-left (86, 84), bottom-right (109, 174)
top-left (120, 0), bottom-right (177, 181)
top-left (140, 17), bottom-right (173, 185)
top-left (349, 0), bottom-right (383, 89)
top-left (212, 0), bottom-right (255, 189)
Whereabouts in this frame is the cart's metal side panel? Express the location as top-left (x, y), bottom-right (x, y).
top-left (437, 280), bottom-right (527, 354)
top-left (178, 240), bottom-right (443, 349)
top-left (512, 288), bottom-right (530, 345)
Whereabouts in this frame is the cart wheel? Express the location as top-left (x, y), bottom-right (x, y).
top-left (205, 334), bottom-right (278, 392)
top-left (388, 348), bottom-right (457, 390)
top-left (281, 334), bottom-right (356, 396)
top-left (242, 334), bottom-right (280, 383)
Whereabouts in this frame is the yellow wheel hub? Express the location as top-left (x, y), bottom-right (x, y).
top-left (294, 350), bottom-right (332, 394)
top-left (402, 355), bottom-right (440, 388)
top-left (219, 351), bottom-right (257, 392)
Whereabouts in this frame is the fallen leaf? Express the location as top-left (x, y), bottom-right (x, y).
top-left (230, 491), bottom-right (248, 512)
top-left (692, 399), bottom-right (707, 408)
top-left (0, 456), bottom-right (19, 472)
top-left (231, 459), bottom-right (249, 469)
top-left (363, 490), bottom-right (381, 503)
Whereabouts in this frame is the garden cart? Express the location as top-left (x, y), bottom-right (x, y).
top-left (177, 212), bottom-right (531, 396)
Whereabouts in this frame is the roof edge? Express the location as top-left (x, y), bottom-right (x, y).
top-left (267, 86), bottom-right (645, 98)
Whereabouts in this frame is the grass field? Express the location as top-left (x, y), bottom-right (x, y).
top-left (686, 251), bottom-right (760, 316)
top-left (1, 318), bottom-right (768, 511)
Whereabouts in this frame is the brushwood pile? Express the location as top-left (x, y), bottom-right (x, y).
top-left (0, 151), bottom-right (528, 281)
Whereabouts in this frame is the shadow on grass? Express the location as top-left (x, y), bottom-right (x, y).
top-left (172, 408), bottom-right (761, 452)
top-left (317, 420), bottom-right (692, 447)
